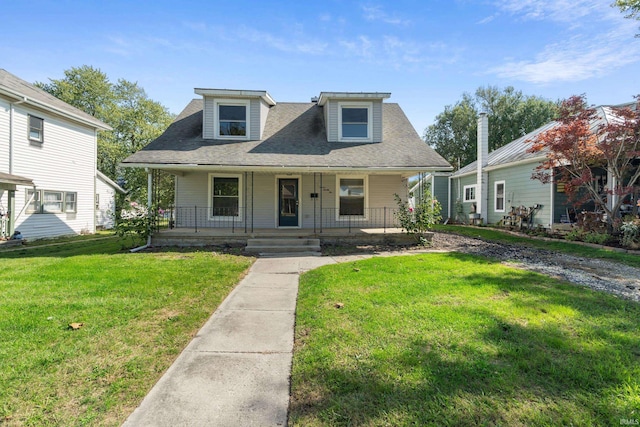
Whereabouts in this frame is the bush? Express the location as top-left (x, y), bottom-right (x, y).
top-left (395, 188), bottom-right (442, 245)
top-left (620, 220), bottom-right (640, 248)
top-left (115, 202), bottom-right (152, 247)
top-left (564, 227), bottom-right (585, 241)
top-left (582, 231), bottom-right (611, 245)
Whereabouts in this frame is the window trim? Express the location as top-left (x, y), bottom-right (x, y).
top-left (208, 173), bottom-right (243, 220)
top-left (338, 101), bottom-right (373, 142)
top-left (26, 189), bottom-right (77, 214)
top-left (494, 181), bottom-right (506, 213)
top-left (42, 190), bottom-right (64, 213)
top-left (335, 175), bottom-right (368, 220)
top-left (28, 115), bottom-right (44, 143)
top-left (65, 192), bottom-right (78, 213)
top-left (214, 99), bottom-right (250, 140)
top-left (463, 184), bottom-right (477, 203)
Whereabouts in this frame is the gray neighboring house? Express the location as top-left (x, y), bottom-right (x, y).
top-left (448, 106), bottom-right (638, 229)
top-left (122, 89), bottom-right (452, 232)
top-left (96, 170), bottom-right (126, 229)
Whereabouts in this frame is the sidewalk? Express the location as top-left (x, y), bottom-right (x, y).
top-left (122, 255), bottom-right (335, 427)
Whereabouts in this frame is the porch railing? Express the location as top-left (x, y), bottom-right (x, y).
top-left (155, 206), bottom-right (401, 233)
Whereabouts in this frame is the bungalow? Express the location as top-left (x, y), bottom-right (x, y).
top-left (121, 89), bottom-right (452, 236)
top-left (0, 69), bottom-right (111, 240)
top-left (448, 105), bottom-right (639, 229)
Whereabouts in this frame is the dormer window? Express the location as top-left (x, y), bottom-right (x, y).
top-left (214, 99), bottom-right (250, 139)
top-left (338, 102), bottom-right (372, 142)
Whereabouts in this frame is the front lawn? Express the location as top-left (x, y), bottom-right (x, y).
top-left (0, 239), bottom-right (253, 426)
top-left (290, 253), bottom-right (640, 426)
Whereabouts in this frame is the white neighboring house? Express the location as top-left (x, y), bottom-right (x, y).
top-left (96, 171), bottom-right (126, 229)
top-left (0, 69), bottom-right (111, 240)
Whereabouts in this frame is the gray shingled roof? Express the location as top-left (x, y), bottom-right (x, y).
top-left (122, 99), bottom-right (452, 171)
top-left (452, 104), bottom-right (626, 177)
top-left (0, 69), bottom-right (111, 130)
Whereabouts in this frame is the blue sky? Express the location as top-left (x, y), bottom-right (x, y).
top-left (3, 0), bottom-right (639, 134)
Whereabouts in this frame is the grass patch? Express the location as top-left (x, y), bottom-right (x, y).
top-left (0, 239), bottom-right (253, 425)
top-left (291, 253), bottom-right (640, 426)
top-left (434, 224), bottom-right (640, 268)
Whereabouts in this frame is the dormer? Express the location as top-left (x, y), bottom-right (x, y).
top-left (195, 88), bottom-right (276, 140)
top-left (317, 92), bottom-right (391, 143)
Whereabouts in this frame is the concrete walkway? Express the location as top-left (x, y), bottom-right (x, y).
top-left (122, 255), bottom-right (338, 427)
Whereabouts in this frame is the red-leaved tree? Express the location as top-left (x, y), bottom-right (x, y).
top-left (528, 95), bottom-right (640, 229)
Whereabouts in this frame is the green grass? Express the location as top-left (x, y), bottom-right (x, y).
top-left (0, 238), bottom-right (253, 426)
top-left (290, 253), bottom-right (640, 426)
top-left (434, 224), bottom-right (640, 268)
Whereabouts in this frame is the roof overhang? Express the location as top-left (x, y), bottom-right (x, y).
top-left (0, 87), bottom-right (112, 131)
top-left (96, 170), bottom-right (127, 194)
top-left (120, 162), bottom-right (452, 177)
top-left (317, 92), bottom-right (391, 106)
top-left (194, 88), bottom-right (276, 106)
top-left (0, 172), bottom-right (34, 189)
top-left (451, 156), bottom-right (546, 179)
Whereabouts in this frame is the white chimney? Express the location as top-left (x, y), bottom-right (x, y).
top-left (476, 113), bottom-right (489, 224)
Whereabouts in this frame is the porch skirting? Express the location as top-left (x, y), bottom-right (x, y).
top-left (151, 227), bottom-right (418, 247)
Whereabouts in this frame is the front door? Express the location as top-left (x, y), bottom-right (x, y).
top-left (278, 178), bottom-right (299, 227)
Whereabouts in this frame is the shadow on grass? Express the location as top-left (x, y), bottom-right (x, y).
top-left (291, 252), bottom-right (640, 425)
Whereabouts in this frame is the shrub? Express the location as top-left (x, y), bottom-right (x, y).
top-left (394, 188), bottom-right (442, 244)
top-left (620, 220), bottom-right (640, 248)
top-left (582, 231), bottom-right (611, 245)
top-left (115, 202), bottom-right (152, 247)
top-left (564, 227), bottom-right (585, 241)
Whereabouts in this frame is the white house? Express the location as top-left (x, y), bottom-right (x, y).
top-left (96, 170), bottom-right (126, 229)
top-left (122, 89), bottom-right (452, 235)
top-left (0, 69), bottom-right (111, 240)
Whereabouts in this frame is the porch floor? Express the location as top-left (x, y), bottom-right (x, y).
top-left (151, 227), bottom-right (413, 247)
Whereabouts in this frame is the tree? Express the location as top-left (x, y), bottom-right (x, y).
top-left (36, 66), bottom-right (174, 205)
top-left (424, 86), bottom-right (558, 168)
top-left (528, 95), bottom-right (640, 229)
top-left (614, 0), bottom-right (640, 35)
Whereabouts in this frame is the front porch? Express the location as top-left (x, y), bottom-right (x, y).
top-left (151, 226), bottom-right (415, 247)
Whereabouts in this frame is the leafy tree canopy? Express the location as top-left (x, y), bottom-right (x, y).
top-left (614, 0), bottom-right (640, 35)
top-left (36, 66), bottom-right (175, 205)
top-left (424, 86), bottom-right (558, 168)
top-left (529, 94), bottom-right (640, 228)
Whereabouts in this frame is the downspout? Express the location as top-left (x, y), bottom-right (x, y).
top-left (549, 169), bottom-right (555, 231)
top-left (447, 175), bottom-right (452, 222)
top-left (130, 168), bottom-right (153, 253)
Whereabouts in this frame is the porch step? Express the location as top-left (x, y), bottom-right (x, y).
top-left (245, 238), bottom-right (321, 254)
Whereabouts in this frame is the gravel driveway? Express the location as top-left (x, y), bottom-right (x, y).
top-left (429, 232), bottom-right (640, 303)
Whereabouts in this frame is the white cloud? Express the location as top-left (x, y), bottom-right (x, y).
top-left (361, 5), bottom-right (410, 25)
top-left (237, 26), bottom-right (328, 55)
top-left (489, 28), bottom-right (640, 83)
top-left (493, 0), bottom-right (605, 22)
top-left (477, 15), bottom-right (496, 25)
top-left (340, 35), bottom-right (373, 58)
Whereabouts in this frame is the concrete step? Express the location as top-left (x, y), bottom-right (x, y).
top-left (245, 238), bottom-right (321, 254)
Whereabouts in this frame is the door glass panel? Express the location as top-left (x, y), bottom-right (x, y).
top-left (280, 180), bottom-right (297, 217)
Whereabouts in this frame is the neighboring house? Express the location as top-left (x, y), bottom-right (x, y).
top-left (122, 89), bottom-right (452, 232)
top-left (448, 106), bottom-right (638, 229)
top-left (0, 69), bottom-right (111, 240)
top-left (408, 172), bottom-right (451, 220)
top-left (96, 170), bottom-right (126, 229)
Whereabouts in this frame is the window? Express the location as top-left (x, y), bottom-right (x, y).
top-left (210, 175), bottom-right (241, 217)
top-left (65, 192), bottom-right (77, 213)
top-left (339, 102), bottom-right (372, 141)
top-left (463, 185), bottom-right (476, 202)
top-left (495, 181), bottom-right (505, 212)
top-left (26, 189), bottom-right (77, 214)
top-left (215, 99), bottom-right (249, 139)
top-left (338, 177), bottom-right (366, 217)
top-left (26, 189), bottom-right (41, 213)
top-left (95, 194), bottom-right (100, 209)
top-left (29, 115), bottom-right (44, 142)
top-left (42, 191), bottom-right (64, 213)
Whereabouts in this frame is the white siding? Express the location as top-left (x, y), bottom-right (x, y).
top-left (0, 99), bottom-right (10, 172)
top-left (203, 97), bottom-right (215, 139)
top-left (259, 99), bottom-right (271, 139)
top-left (372, 100), bottom-right (383, 142)
top-left (96, 176), bottom-right (117, 229)
top-left (9, 103), bottom-right (97, 239)
top-left (326, 100), bottom-right (339, 142)
top-left (250, 99), bottom-right (260, 140)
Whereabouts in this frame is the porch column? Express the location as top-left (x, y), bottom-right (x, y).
top-left (8, 189), bottom-right (16, 236)
top-left (607, 170), bottom-right (617, 212)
